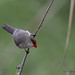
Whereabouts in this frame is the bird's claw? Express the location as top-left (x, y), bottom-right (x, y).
top-left (25, 49), bottom-right (29, 54)
top-left (31, 34), bottom-right (37, 37)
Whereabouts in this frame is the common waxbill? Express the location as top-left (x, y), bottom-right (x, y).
top-left (2, 24), bottom-right (37, 49)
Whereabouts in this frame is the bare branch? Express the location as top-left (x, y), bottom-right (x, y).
top-left (60, 0), bottom-right (74, 71)
top-left (63, 0), bottom-right (74, 66)
top-left (33, 0), bottom-right (54, 37)
top-left (17, 0), bottom-right (54, 75)
top-left (18, 49), bottom-right (29, 75)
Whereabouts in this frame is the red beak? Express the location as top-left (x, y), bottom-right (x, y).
top-left (31, 39), bottom-right (37, 48)
top-left (34, 43), bottom-right (37, 48)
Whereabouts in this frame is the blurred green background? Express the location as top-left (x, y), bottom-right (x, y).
top-left (0, 0), bottom-right (75, 75)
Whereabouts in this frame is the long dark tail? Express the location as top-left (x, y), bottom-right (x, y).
top-left (2, 24), bottom-right (15, 34)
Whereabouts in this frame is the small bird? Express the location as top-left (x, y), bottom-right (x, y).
top-left (2, 24), bottom-right (37, 49)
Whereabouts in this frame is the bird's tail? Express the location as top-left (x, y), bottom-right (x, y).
top-left (2, 24), bottom-right (15, 34)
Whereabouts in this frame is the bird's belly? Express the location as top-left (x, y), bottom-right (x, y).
top-left (19, 42), bottom-right (33, 48)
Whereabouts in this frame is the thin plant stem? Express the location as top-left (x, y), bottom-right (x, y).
top-left (33, 0), bottom-right (54, 37)
top-left (60, 0), bottom-right (74, 72)
top-left (18, 49), bottom-right (29, 75)
top-left (18, 0), bottom-right (54, 75)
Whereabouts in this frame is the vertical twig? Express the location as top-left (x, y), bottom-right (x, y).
top-left (61, 0), bottom-right (74, 73)
top-left (17, 0), bottom-right (54, 75)
top-left (18, 49), bottom-right (29, 75)
top-left (33, 0), bottom-right (54, 37)
top-left (19, 53), bottom-right (28, 75)
top-left (63, 0), bottom-right (74, 65)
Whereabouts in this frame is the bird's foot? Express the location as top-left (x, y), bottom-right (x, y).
top-left (25, 48), bottom-right (29, 54)
top-left (31, 34), bottom-right (37, 38)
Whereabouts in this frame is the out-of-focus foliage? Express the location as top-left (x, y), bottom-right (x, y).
top-left (0, 0), bottom-right (75, 75)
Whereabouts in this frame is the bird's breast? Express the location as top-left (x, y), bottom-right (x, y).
top-left (12, 29), bottom-right (33, 48)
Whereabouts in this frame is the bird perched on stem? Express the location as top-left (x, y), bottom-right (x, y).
top-left (2, 24), bottom-right (37, 49)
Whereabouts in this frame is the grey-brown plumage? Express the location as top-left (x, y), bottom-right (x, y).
top-left (2, 24), bottom-right (37, 49)
top-left (13, 29), bottom-right (34, 48)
